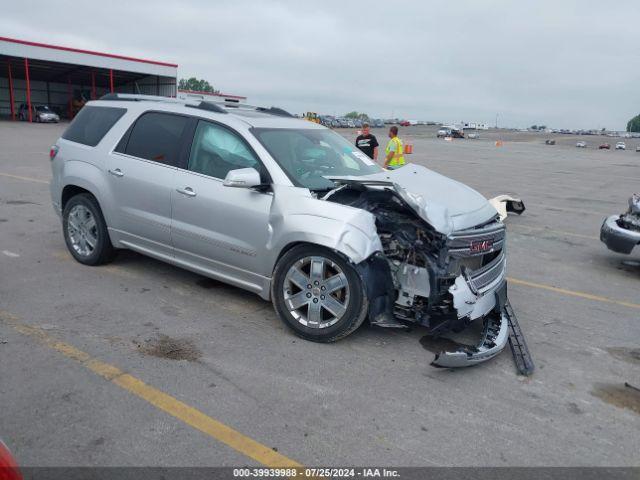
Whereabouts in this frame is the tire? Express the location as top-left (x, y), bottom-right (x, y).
top-left (272, 244), bottom-right (368, 343)
top-left (62, 193), bottom-right (115, 266)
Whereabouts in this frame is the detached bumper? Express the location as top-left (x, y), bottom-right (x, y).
top-left (431, 308), bottom-right (509, 368)
top-left (600, 215), bottom-right (640, 254)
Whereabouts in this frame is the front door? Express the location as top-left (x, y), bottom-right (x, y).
top-left (171, 120), bottom-right (273, 292)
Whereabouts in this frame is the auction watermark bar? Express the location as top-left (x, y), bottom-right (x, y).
top-left (9, 467), bottom-right (640, 480)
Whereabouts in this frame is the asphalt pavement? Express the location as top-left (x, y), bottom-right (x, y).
top-left (0, 121), bottom-right (638, 468)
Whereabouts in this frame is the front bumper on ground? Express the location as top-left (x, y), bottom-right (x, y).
top-left (431, 308), bottom-right (509, 368)
top-left (430, 281), bottom-right (535, 375)
top-left (600, 215), bottom-right (640, 254)
top-left (432, 281), bottom-right (509, 368)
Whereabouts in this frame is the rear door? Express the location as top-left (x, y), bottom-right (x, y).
top-left (106, 111), bottom-right (190, 257)
top-left (171, 119), bottom-right (273, 291)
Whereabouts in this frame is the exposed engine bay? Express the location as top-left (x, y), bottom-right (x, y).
top-left (620, 194), bottom-right (640, 232)
top-left (324, 180), bottom-right (534, 374)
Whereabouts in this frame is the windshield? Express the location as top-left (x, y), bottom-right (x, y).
top-left (35, 105), bottom-right (51, 112)
top-left (252, 128), bottom-right (383, 190)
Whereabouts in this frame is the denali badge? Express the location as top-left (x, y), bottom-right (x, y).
top-left (470, 239), bottom-right (493, 253)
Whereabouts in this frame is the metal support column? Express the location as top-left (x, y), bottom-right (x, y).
top-left (7, 61), bottom-right (15, 121)
top-left (24, 58), bottom-right (32, 122)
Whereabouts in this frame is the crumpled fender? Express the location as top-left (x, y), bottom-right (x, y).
top-left (489, 194), bottom-right (526, 221)
top-left (266, 184), bottom-right (383, 268)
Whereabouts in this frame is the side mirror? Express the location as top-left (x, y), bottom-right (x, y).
top-left (223, 167), bottom-right (262, 188)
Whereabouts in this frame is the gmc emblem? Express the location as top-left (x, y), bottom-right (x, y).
top-left (470, 239), bottom-right (493, 253)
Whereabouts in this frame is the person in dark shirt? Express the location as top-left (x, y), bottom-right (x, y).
top-left (355, 123), bottom-right (379, 161)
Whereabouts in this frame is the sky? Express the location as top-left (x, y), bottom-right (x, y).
top-left (3, 0), bottom-right (639, 129)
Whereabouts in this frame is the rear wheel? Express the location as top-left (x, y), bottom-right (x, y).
top-left (62, 193), bottom-right (114, 265)
top-left (272, 245), bottom-right (368, 342)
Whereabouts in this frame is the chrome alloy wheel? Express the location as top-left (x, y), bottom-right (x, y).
top-left (283, 256), bottom-right (350, 328)
top-left (67, 204), bottom-right (98, 257)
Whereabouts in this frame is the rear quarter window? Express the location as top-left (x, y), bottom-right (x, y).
top-left (62, 106), bottom-right (127, 147)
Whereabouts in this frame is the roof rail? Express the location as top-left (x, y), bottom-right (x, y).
top-left (190, 101), bottom-right (227, 114)
top-left (99, 93), bottom-right (184, 103)
top-left (256, 106), bottom-right (294, 118)
top-left (99, 93), bottom-right (292, 118)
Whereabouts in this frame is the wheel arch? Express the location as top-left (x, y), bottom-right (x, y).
top-left (59, 160), bottom-right (114, 226)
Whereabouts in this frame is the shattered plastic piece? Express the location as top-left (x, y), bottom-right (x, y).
top-left (431, 284), bottom-right (535, 372)
top-left (505, 300), bottom-right (535, 376)
top-left (489, 195), bottom-right (526, 221)
top-left (431, 309), bottom-right (508, 368)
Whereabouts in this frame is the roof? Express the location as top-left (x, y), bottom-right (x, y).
top-left (91, 94), bottom-right (319, 130)
top-left (0, 36), bottom-right (177, 78)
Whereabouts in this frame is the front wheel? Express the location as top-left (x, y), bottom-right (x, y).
top-left (272, 245), bottom-right (368, 343)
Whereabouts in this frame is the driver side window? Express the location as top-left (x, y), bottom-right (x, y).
top-left (188, 121), bottom-right (259, 180)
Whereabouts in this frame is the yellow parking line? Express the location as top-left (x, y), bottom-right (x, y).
top-left (507, 277), bottom-right (640, 310)
top-left (0, 312), bottom-right (302, 469)
top-left (0, 172), bottom-right (49, 184)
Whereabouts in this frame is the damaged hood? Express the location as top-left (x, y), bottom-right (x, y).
top-left (329, 164), bottom-right (498, 234)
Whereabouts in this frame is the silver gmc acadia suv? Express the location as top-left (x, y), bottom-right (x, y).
top-left (50, 94), bottom-right (530, 370)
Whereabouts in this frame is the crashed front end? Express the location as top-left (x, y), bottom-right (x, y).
top-left (601, 194), bottom-right (640, 255)
top-left (326, 182), bottom-right (516, 369)
top-left (389, 210), bottom-right (511, 368)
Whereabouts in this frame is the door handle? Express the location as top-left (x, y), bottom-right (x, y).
top-left (176, 186), bottom-right (197, 197)
top-left (108, 168), bottom-right (124, 177)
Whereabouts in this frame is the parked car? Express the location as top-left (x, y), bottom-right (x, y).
top-left (18, 103), bottom-right (60, 123)
top-left (601, 194), bottom-right (640, 255)
top-left (399, 120), bottom-right (411, 127)
top-left (438, 128), bottom-right (464, 139)
top-left (616, 141), bottom-right (626, 150)
top-left (467, 133), bottom-right (479, 139)
top-left (576, 141), bottom-right (586, 148)
top-left (599, 143), bottom-right (611, 150)
top-left (545, 139), bottom-right (556, 145)
top-left (636, 146), bottom-right (640, 152)
top-left (372, 118), bottom-right (385, 128)
top-left (50, 93), bottom-right (526, 368)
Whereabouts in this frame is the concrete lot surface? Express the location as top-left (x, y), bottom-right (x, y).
top-left (0, 120), bottom-right (639, 467)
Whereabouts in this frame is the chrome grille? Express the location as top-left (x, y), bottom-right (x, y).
top-left (467, 251), bottom-right (506, 293)
top-left (447, 220), bottom-right (507, 293)
top-left (448, 222), bottom-right (505, 258)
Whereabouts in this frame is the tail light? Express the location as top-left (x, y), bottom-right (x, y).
top-left (0, 440), bottom-right (22, 480)
top-left (49, 145), bottom-right (59, 161)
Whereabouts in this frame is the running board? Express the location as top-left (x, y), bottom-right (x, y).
top-left (505, 300), bottom-right (535, 376)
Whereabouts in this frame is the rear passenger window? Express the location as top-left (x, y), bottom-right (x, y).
top-left (124, 112), bottom-right (188, 166)
top-left (62, 106), bottom-right (126, 147)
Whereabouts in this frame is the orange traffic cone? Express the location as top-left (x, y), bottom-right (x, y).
top-left (404, 144), bottom-right (413, 154)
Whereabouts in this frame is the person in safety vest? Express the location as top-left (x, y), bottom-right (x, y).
top-left (383, 126), bottom-right (405, 169)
